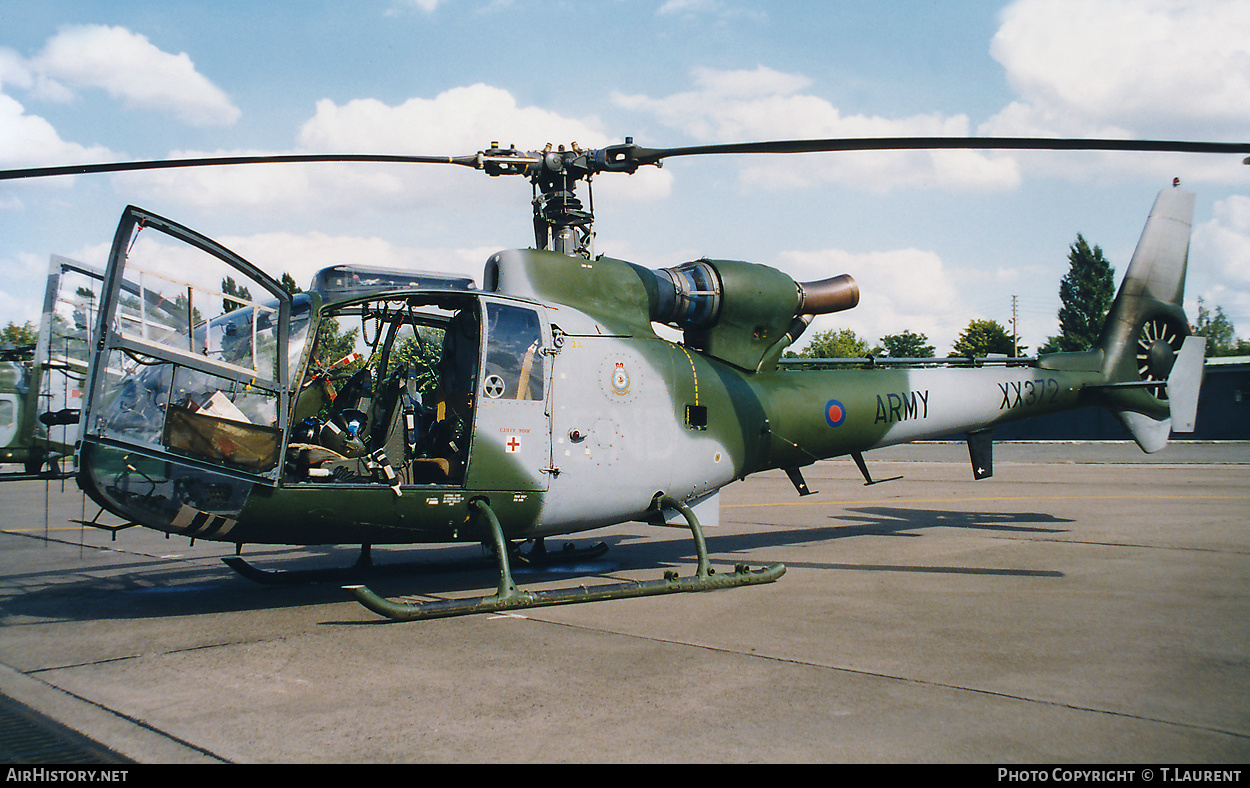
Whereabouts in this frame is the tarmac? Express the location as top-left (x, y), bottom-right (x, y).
top-left (0, 441), bottom-right (1247, 764)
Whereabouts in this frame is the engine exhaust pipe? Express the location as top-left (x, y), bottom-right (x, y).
top-left (797, 274), bottom-right (859, 315)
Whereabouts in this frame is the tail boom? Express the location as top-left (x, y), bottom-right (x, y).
top-left (760, 184), bottom-right (1203, 467)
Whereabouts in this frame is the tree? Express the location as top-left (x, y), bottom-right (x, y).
top-left (387, 325), bottom-right (445, 397)
top-left (313, 317), bottom-right (360, 370)
top-left (222, 276), bottom-right (253, 313)
top-left (172, 292), bottom-right (203, 325)
top-left (878, 330), bottom-right (934, 358)
top-left (792, 328), bottom-right (872, 358)
top-left (1, 321), bottom-right (37, 346)
top-left (950, 319), bottom-right (1018, 358)
top-left (1046, 234), bottom-right (1116, 353)
top-left (1191, 298), bottom-right (1239, 356)
top-left (280, 272), bottom-right (302, 295)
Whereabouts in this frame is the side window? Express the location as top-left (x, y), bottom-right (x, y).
top-left (483, 303), bottom-right (544, 402)
top-left (0, 394), bottom-right (17, 447)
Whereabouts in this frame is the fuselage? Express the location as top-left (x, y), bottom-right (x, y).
top-left (73, 206), bottom-right (1168, 551)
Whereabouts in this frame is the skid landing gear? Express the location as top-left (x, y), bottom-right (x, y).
top-left (346, 495), bottom-right (786, 621)
top-left (224, 538), bottom-right (608, 586)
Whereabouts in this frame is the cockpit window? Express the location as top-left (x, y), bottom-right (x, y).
top-left (483, 303), bottom-right (544, 402)
top-left (110, 231), bottom-right (287, 384)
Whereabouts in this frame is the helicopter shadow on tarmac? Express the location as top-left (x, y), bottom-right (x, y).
top-left (0, 531), bottom-right (650, 624)
top-left (701, 505), bottom-right (1074, 579)
top-left (1, 503), bottom-right (1072, 624)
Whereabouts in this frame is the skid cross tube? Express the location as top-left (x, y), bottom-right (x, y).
top-left (345, 496), bottom-right (786, 621)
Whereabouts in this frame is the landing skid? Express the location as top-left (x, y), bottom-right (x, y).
top-left (223, 539), bottom-right (609, 586)
top-left (346, 495), bottom-right (786, 621)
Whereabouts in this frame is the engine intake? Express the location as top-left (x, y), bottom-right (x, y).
top-left (651, 260), bottom-right (722, 329)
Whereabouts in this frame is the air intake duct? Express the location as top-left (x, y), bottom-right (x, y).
top-left (650, 260), bottom-right (722, 329)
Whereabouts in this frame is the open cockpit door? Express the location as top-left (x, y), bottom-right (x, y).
top-left (78, 207), bottom-right (303, 535)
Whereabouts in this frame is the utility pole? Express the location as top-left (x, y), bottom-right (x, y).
top-left (1011, 295), bottom-right (1019, 358)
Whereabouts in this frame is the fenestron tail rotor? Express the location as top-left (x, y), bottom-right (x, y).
top-left (1136, 315), bottom-right (1189, 400)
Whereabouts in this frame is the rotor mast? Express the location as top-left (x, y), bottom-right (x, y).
top-left (477, 139), bottom-right (649, 258)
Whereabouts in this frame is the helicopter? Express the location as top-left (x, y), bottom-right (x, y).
top-left (0, 255), bottom-right (105, 479)
top-left (1, 135), bottom-right (1247, 621)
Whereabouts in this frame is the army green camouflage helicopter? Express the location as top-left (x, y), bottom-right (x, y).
top-left (0, 256), bottom-right (104, 479)
top-left (1, 136), bottom-right (1246, 620)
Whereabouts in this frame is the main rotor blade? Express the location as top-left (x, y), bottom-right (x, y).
top-left (6, 137), bottom-right (1247, 183)
top-left (629, 136), bottom-right (1250, 165)
top-left (0, 153), bottom-right (481, 181)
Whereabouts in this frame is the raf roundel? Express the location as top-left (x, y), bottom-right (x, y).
top-left (825, 399), bottom-right (847, 428)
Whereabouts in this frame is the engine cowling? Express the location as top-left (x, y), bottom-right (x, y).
top-left (483, 248), bottom-right (858, 373)
top-left (650, 259), bottom-right (859, 371)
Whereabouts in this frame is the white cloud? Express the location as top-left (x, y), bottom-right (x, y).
top-left (656, 0), bottom-right (765, 23)
top-left (658, 0), bottom-right (716, 14)
top-left (986, 0), bottom-right (1250, 138)
top-left (0, 252), bottom-right (49, 325)
top-left (0, 93), bottom-right (113, 171)
top-left (388, 0), bottom-right (447, 13)
top-left (1193, 194), bottom-right (1250, 335)
top-left (0, 48), bottom-right (32, 91)
top-left (0, 44), bottom-right (114, 173)
top-left (110, 150), bottom-right (370, 215)
top-left (622, 4), bottom-right (1250, 193)
top-left (1198, 195), bottom-right (1250, 282)
top-left (0, 24), bottom-right (238, 187)
top-left (220, 232), bottom-right (497, 291)
top-left (31, 25), bottom-right (240, 126)
top-left (116, 83), bottom-right (672, 221)
top-left (613, 66), bottom-right (1021, 192)
top-left (298, 84), bottom-right (608, 153)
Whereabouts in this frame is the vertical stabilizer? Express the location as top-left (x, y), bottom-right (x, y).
top-left (1166, 335), bottom-right (1206, 432)
top-left (1093, 186), bottom-right (1202, 452)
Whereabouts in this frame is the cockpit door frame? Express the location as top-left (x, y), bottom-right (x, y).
top-left (81, 205), bottom-right (294, 485)
top-left (465, 296), bottom-right (553, 492)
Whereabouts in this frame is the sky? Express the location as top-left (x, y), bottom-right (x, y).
top-left (1, 0), bottom-right (1248, 355)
